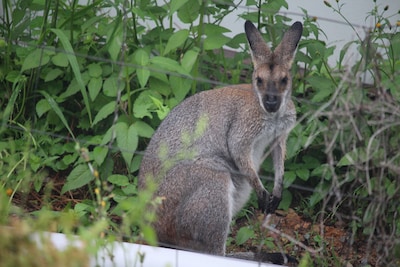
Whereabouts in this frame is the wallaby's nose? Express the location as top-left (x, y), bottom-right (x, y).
top-left (263, 94), bottom-right (281, 113)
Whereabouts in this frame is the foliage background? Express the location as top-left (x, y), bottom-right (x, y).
top-left (1, 0), bottom-right (399, 266)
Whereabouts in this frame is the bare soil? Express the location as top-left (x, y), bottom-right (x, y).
top-left (227, 208), bottom-right (376, 266)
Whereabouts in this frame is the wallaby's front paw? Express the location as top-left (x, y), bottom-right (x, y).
top-left (257, 190), bottom-right (269, 213)
top-left (266, 195), bottom-right (281, 214)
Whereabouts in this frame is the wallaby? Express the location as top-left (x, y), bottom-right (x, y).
top-left (138, 20), bottom-right (303, 261)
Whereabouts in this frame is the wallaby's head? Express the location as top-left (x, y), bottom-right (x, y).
top-left (245, 21), bottom-right (303, 113)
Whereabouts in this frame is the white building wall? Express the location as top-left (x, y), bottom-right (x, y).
top-left (216, 0), bottom-right (400, 66)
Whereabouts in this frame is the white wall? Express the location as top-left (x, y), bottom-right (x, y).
top-left (217, 0), bottom-right (400, 67)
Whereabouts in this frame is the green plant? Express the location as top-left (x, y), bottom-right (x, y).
top-left (287, 1), bottom-right (400, 265)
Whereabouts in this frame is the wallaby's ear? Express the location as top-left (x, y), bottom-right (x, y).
top-left (274, 21), bottom-right (303, 67)
top-left (245, 20), bottom-right (272, 67)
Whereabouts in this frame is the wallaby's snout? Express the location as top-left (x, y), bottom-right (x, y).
top-left (263, 81), bottom-right (281, 112)
top-left (264, 94), bottom-right (280, 113)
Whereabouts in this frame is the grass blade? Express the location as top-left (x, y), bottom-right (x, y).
top-left (39, 90), bottom-right (75, 140)
top-left (50, 28), bottom-right (93, 125)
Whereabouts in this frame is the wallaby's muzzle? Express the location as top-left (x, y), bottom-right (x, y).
top-left (262, 82), bottom-right (282, 112)
top-left (263, 93), bottom-right (281, 113)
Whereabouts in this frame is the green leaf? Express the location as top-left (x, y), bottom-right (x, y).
top-left (235, 227), bottom-right (255, 246)
top-left (29, 153), bottom-right (42, 172)
top-left (44, 68), bottom-right (64, 82)
top-left (58, 79), bottom-right (78, 100)
top-left (50, 29), bottom-right (92, 124)
top-left (88, 63), bottom-right (102, 78)
top-left (307, 75), bottom-right (335, 103)
top-left (133, 93), bottom-right (154, 119)
top-left (298, 253), bottom-right (313, 267)
top-left (61, 164), bottom-right (93, 194)
top-left (5, 71), bottom-right (21, 83)
top-left (134, 49), bottom-right (150, 87)
top-left (2, 75), bottom-right (24, 128)
top-left (133, 120), bottom-right (154, 138)
top-left (74, 202), bottom-right (94, 217)
top-left (337, 148), bottom-right (367, 167)
top-left (311, 164), bottom-right (329, 178)
top-left (100, 127), bottom-right (113, 146)
top-left (177, 0), bottom-right (199, 23)
top-left (88, 77), bottom-right (103, 101)
top-left (21, 49), bottom-right (50, 71)
top-left (39, 90), bottom-right (75, 139)
top-left (163, 29), bottom-right (189, 55)
top-left (226, 33), bottom-right (247, 49)
top-left (62, 154), bottom-right (78, 165)
top-left (103, 76), bottom-right (124, 97)
top-left (170, 0), bottom-right (190, 13)
top-left (36, 99), bottom-right (51, 118)
top-left (93, 146), bottom-right (108, 166)
top-left (150, 56), bottom-right (189, 75)
top-left (278, 189), bottom-right (292, 211)
top-left (108, 174), bottom-right (129, 186)
top-left (296, 169), bottom-right (310, 181)
top-left (116, 122), bottom-right (139, 167)
top-left (149, 96), bottom-right (170, 120)
top-left (386, 180), bottom-right (396, 198)
top-left (134, 49), bottom-right (150, 66)
top-left (203, 35), bottom-right (230, 50)
top-left (52, 53), bottom-right (69, 67)
top-left (170, 76), bottom-right (191, 102)
top-left (181, 49), bottom-right (199, 72)
top-left (203, 24), bottom-right (230, 35)
top-left (142, 224), bottom-right (157, 246)
top-left (130, 154), bottom-right (143, 173)
top-left (135, 67), bottom-right (149, 86)
top-left (133, 85), bottom-right (167, 119)
top-left (107, 24), bottom-right (122, 61)
top-left (283, 171), bottom-right (296, 188)
top-left (121, 183), bottom-right (137, 195)
top-left (93, 101), bottom-right (115, 126)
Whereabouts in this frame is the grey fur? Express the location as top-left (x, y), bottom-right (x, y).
top-left (138, 20), bottom-right (303, 256)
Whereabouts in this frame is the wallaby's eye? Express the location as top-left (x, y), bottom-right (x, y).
top-left (256, 77), bottom-right (263, 86)
top-left (281, 77), bottom-right (288, 85)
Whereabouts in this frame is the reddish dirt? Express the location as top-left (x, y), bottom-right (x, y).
top-left (227, 208), bottom-right (377, 266)
top-left (11, 171), bottom-right (90, 213)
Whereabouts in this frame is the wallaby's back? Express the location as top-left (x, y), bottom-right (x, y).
top-left (138, 20), bottom-right (302, 257)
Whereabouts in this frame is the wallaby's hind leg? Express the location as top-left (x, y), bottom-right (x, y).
top-left (156, 163), bottom-right (234, 255)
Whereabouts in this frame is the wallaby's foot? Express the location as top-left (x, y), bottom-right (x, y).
top-left (266, 195), bottom-right (282, 214)
top-left (227, 251), bottom-right (298, 266)
top-left (255, 252), bottom-right (298, 265)
top-left (226, 251), bottom-right (255, 260)
top-left (257, 190), bottom-right (282, 214)
top-left (257, 189), bottom-right (270, 213)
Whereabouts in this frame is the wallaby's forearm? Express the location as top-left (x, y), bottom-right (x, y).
top-left (269, 135), bottom-right (287, 213)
